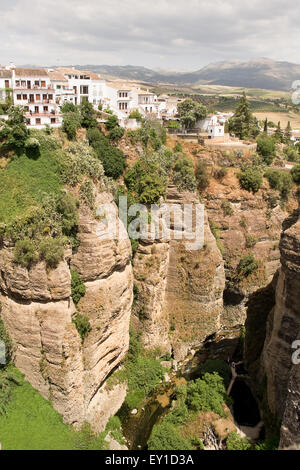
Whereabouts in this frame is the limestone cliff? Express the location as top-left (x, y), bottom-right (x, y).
top-left (133, 186), bottom-right (225, 360)
top-left (260, 212), bottom-right (300, 449)
top-left (0, 192), bottom-right (133, 431)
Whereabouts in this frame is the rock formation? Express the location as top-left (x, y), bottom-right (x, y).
top-left (0, 192), bottom-right (133, 431)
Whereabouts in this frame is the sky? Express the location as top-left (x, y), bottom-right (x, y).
top-left (1, 0), bottom-right (300, 70)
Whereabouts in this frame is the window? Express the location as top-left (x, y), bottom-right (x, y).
top-left (36, 118), bottom-right (41, 125)
top-left (22, 94), bottom-right (27, 100)
top-left (17, 94), bottom-right (21, 100)
top-left (35, 81), bottom-right (39, 86)
top-left (80, 85), bottom-right (89, 94)
top-left (51, 118), bottom-right (56, 124)
top-left (56, 85), bottom-right (61, 89)
top-left (36, 94), bottom-right (41, 101)
top-left (24, 106), bottom-right (29, 112)
top-left (41, 81), bottom-right (46, 87)
top-left (49, 94), bottom-right (53, 100)
top-left (15, 81), bottom-right (20, 87)
top-left (35, 106), bottom-right (39, 113)
top-left (43, 94), bottom-right (47, 100)
top-left (43, 106), bottom-right (48, 112)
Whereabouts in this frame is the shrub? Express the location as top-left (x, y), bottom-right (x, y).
top-left (124, 160), bottom-right (166, 205)
top-left (79, 180), bottom-right (95, 209)
top-left (186, 373), bottom-right (229, 417)
top-left (237, 254), bottom-right (259, 278)
top-left (148, 421), bottom-right (193, 451)
top-left (62, 112), bottom-right (82, 140)
top-left (128, 110), bottom-right (143, 122)
top-left (256, 135), bottom-right (276, 165)
top-left (60, 102), bottom-right (78, 114)
top-left (291, 164), bottom-right (300, 184)
top-left (221, 200), bottom-right (234, 216)
top-left (39, 237), bottom-right (65, 268)
top-left (226, 432), bottom-right (252, 450)
top-left (173, 141), bottom-right (183, 153)
top-left (25, 137), bottom-right (41, 159)
top-left (238, 167), bottom-right (262, 193)
top-left (246, 235), bottom-right (258, 248)
top-left (173, 157), bottom-right (197, 192)
top-left (13, 238), bottom-right (38, 269)
top-left (70, 269), bottom-right (86, 305)
top-left (195, 161), bottom-right (210, 191)
top-left (199, 359), bottom-right (232, 388)
top-left (213, 167), bottom-right (228, 181)
top-left (73, 313), bottom-right (91, 342)
top-left (265, 169), bottom-right (294, 198)
top-left (87, 128), bottom-right (125, 179)
top-left (105, 115), bottom-right (119, 131)
top-left (108, 126), bottom-right (125, 141)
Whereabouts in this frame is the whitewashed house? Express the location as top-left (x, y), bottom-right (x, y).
top-left (47, 70), bottom-right (76, 106)
top-left (56, 67), bottom-right (105, 107)
top-left (0, 69), bottom-right (12, 104)
top-left (12, 67), bottom-right (62, 129)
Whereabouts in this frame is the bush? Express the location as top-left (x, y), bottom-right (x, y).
top-left (256, 135), bottom-right (276, 165)
top-left (39, 237), bottom-right (65, 268)
top-left (70, 269), bottom-right (86, 305)
top-left (195, 161), bottom-right (210, 191)
top-left (265, 169), bottom-right (294, 198)
top-left (25, 137), bottom-right (41, 159)
top-left (199, 359), bottom-right (232, 388)
top-left (186, 373), bottom-right (229, 417)
top-left (105, 115), bottom-right (119, 131)
top-left (87, 128), bottom-right (125, 179)
top-left (173, 157), bottom-right (197, 192)
top-left (148, 421), bottom-right (193, 450)
top-left (13, 238), bottom-right (38, 269)
top-left (79, 101), bottom-right (97, 129)
top-left (108, 126), bottom-right (125, 141)
top-left (238, 167), bottom-right (262, 193)
top-left (291, 164), bottom-right (300, 184)
top-left (62, 112), bottom-right (82, 140)
top-left (124, 160), bottom-right (166, 205)
top-left (237, 254), bottom-right (259, 278)
top-left (128, 110), bottom-right (143, 122)
top-left (213, 167), bottom-right (228, 181)
top-left (226, 432), bottom-right (252, 450)
top-left (173, 141), bottom-right (183, 153)
top-left (73, 313), bottom-right (91, 342)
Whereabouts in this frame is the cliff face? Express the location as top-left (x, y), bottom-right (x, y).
top-left (260, 213), bottom-right (300, 448)
top-left (0, 192), bottom-right (133, 431)
top-left (133, 186), bottom-right (226, 360)
top-left (205, 172), bottom-right (290, 326)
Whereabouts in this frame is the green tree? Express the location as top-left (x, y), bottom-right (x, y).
top-left (228, 92), bottom-right (259, 140)
top-left (173, 156), bottom-right (197, 192)
top-left (274, 122), bottom-right (284, 143)
top-left (62, 112), bottom-right (82, 140)
top-left (263, 118), bottom-right (268, 133)
top-left (291, 164), bottom-right (300, 184)
top-left (256, 135), bottom-right (276, 165)
top-left (148, 421), bottom-right (193, 451)
top-left (70, 269), bottom-right (86, 305)
top-left (124, 160), bottom-right (166, 204)
top-left (285, 121), bottom-right (292, 141)
top-left (177, 98), bottom-right (207, 129)
top-left (79, 101), bottom-right (97, 129)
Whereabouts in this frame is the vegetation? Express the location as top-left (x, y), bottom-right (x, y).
top-left (226, 431), bottom-right (252, 450)
top-left (264, 168), bottom-right (293, 199)
top-left (238, 166), bottom-right (262, 193)
top-left (173, 156), bottom-right (197, 192)
top-left (87, 127), bottom-right (125, 179)
top-left (195, 161), bottom-right (210, 192)
top-left (291, 164), bottom-right (300, 184)
top-left (124, 160), bottom-right (166, 205)
top-left (148, 421), bottom-right (193, 451)
top-left (177, 98), bottom-right (207, 129)
top-left (70, 269), bottom-right (86, 305)
top-left (256, 135), bottom-right (276, 165)
top-left (237, 254), bottom-right (259, 278)
top-left (228, 92), bottom-right (259, 139)
top-left (73, 313), bottom-right (92, 342)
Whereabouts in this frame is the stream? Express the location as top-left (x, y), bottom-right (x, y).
top-left (118, 326), bottom-right (263, 450)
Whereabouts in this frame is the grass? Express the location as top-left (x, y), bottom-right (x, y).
top-left (0, 151), bottom-right (62, 225)
top-left (0, 370), bottom-right (106, 450)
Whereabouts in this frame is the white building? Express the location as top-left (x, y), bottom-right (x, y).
top-left (197, 114), bottom-right (225, 138)
top-left (0, 69), bottom-right (12, 104)
top-left (56, 67), bottom-right (106, 107)
top-left (47, 70), bottom-right (76, 106)
top-left (12, 68), bottom-right (62, 129)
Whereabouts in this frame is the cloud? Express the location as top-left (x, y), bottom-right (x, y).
top-left (0, 0), bottom-right (299, 69)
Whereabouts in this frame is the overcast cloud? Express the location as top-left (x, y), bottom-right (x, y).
top-left (1, 0), bottom-right (299, 69)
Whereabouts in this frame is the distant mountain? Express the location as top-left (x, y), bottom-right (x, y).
top-left (181, 58), bottom-right (300, 91)
top-left (74, 59), bottom-right (300, 91)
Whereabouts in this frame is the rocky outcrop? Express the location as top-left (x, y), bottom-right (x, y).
top-left (205, 175), bottom-right (291, 326)
top-left (260, 213), bottom-right (300, 448)
top-left (133, 186), bottom-right (225, 360)
top-left (0, 192), bottom-right (133, 431)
